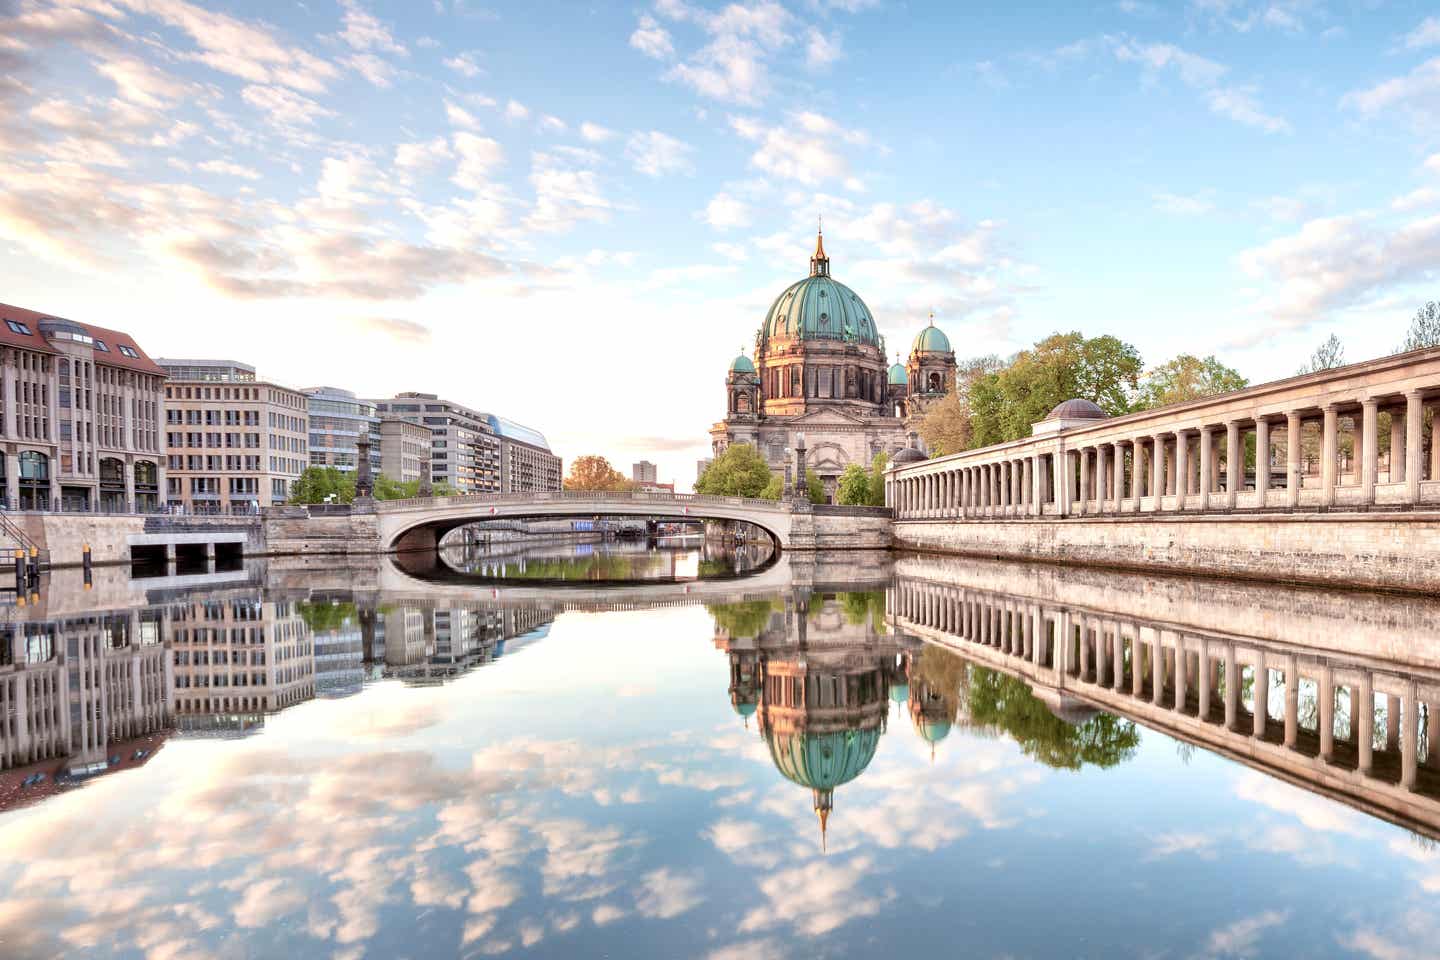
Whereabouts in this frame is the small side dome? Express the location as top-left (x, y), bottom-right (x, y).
top-left (911, 323), bottom-right (951, 354)
top-left (892, 447), bottom-right (926, 465)
top-left (888, 681), bottom-right (909, 704)
top-left (887, 362), bottom-right (908, 386)
top-left (729, 352), bottom-right (756, 375)
top-left (1045, 398), bottom-right (1107, 421)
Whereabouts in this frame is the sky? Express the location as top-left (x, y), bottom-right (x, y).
top-left (3, 0), bottom-right (1440, 488)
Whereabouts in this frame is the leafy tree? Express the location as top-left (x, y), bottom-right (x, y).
top-left (836, 464), bottom-right (872, 505)
top-left (969, 333), bottom-right (1142, 445)
top-left (372, 475), bottom-right (457, 500)
top-left (1297, 333), bottom-right (1344, 375)
top-left (964, 666), bottom-right (1140, 770)
top-left (918, 355), bottom-right (1003, 454)
top-left (1401, 301), bottom-right (1440, 352)
top-left (564, 455), bottom-right (631, 491)
top-left (804, 472), bottom-right (825, 504)
top-left (1133, 354), bottom-right (1248, 410)
top-left (760, 473), bottom-right (783, 500)
top-left (696, 444), bottom-right (774, 498)
top-left (289, 467), bottom-right (354, 504)
top-left (866, 452), bottom-right (890, 506)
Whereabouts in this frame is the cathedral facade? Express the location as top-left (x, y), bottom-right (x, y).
top-left (710, 231), bottom-right (957, 500)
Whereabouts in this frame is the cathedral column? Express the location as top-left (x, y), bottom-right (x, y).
top-left (1112, 442), bottom-right (1125, 511)
top-left (1390, 406), bottom-right (1406, 483)
top-left (1150, 434), bottom-right (1165, 511)
top-left (1131, 437), bottom-right (1145, 507)
top-left (1077, 448), bottom-right (1090, 516)
top-left (1286, 412), bottom-right (1303, 508)
top-left (1226, 419), bottom-right (1242, 509)
top-left (1361, 398), bottom-right (1379, 504)
top-left (1406, 391), bottom-right (1424, 503)
top-left (1255, 416), bottom-right (1270, 508)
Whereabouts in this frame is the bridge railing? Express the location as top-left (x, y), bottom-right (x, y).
top-left (373, 490), bottom-right (787, 511)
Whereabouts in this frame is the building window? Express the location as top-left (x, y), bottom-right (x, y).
top-left (4, 319), bottom-right (30, 335)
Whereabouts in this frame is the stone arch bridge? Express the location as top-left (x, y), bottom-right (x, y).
top-left (265, 491), bottom-right (892, 555)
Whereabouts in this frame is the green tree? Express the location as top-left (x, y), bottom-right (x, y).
top-left (964, 667), bottom-right (1141, 770)
top-left (696, 444), bottom-right (774, 498)
top-left (836, 463), bottom-right (872, 505)
top-left (296, 600), bottom-right (357, 633)
top-left (1401, 301), bottom-right (1440, 352)
top-left (866, 452), bottom-right (890, 506)
top-left (969, 332), bottom-right (1142, 444)
top-left (1133, 354), bottom-right (1248, 410)
top-left (918, 355), bottom-right (1003, 453)
top-left (289, 467), bottom-right (354, 504)
top-left (1297, 333), bottom-right (1344, 375)
top-left (804, 472), bottom-right (825, 504)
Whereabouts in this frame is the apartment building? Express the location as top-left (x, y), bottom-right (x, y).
top-left (158, 359), bottom-right (308, 512)
top-left (372, 393), bottom-right (499, 494)
top-left (379, 417), bottom-right (430, 484)
top-left (491, 415), bottom-right (562, 492)
top-left (633, 460), bottom-right (658, 484)
top-left (0, 303), bottom-right (166, 512)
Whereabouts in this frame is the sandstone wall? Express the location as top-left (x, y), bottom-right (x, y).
top-left (894, 511), bottom-right (1440, 593)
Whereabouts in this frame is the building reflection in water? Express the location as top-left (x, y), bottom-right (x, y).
top-left (890, 556), bottom-right (1440, 840)
top-left (0, 570), bottom-right (555, 809)
top-left (712, 589), bottom-right (918, 848)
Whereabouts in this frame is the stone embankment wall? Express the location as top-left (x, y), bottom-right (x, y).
top-left (791, 508), bottom-right (892, 551)
top-left (894, 511), bottom-right (1440, 594)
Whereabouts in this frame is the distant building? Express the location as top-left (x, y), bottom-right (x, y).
top-left (303, 387), bottom-right (380, 475)
top-left (372, 393), bottom-right (560, 494)
top-left (697, 458), bottom-right (713, 483)
top-left (379, 417), bottom-right (430, 484)
top-left (489, 414), bottom-right (562, 492)
top-left (0, 302), bottom-right (167, 512)
top-left (638, 481), bottom-right (675, 494)
top-left (633, 460), bottom-right (658, 484)
top-left (158, 359), bottom-right (309, 511)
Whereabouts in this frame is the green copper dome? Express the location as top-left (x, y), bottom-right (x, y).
top-left (764, 277), bottom-right (879, 347)
top-left (729, 352), bottom-right (756, 375)
top-left (912, 322), bottom-right (951, 354)
top-left (888, 681), bottom-right (909, 704)
top-left (765, 727), bottom-right (881, 791)
top-left (887, 362), bottom-right (908, 386)
top-left (913, 717), bottom-right (952, 744)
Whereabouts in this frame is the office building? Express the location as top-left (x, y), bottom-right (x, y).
top-left (490, 415), bottom-right (562, 493)
top-left (633, 460), bottom-right (658, 484)
top-left (379, 417), bottom-right (431, 484)
top-left (304, 387), bottom-right (380, 474)
top-left (0, 302), bottom-right (167, 512)
top-left (158, 359), bottom-right (308, 511)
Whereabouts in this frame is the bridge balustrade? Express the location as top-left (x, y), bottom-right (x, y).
top-left (887, 347), bottom-right (1440, 520)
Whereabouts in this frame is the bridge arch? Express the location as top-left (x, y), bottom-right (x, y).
top-left (375, 492), bottom-right (794, 554)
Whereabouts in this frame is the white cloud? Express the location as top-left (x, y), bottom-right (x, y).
top-left (805, 28), bottom-right (841, 69)
top-left (1392, 187), bottom-right (1440, 211)
top-left (443, 51), bottom-right (484, 78)
top-left (703, 192), bottom-right (752, 228)
top-left (451, 132), bottom-right (505, 190)
top-left (505, 99), bottom-right (529, 121)
top-left (240, 85), bottom-right (333, 126)
top-left (627, 131), bottom-right (695, 177)
top-left (729, 113), bottom-right (866, 186)
top-left (445, 99), bottom-right (481, 130)
top-left (1200, 910), bottom-right (1289, 958)
top-left (1404, 16), bottom-right (1440, 50)
top-left (655, 1), bottom-right (796, 105)
top-left (712, 241), bottom-right (749, 261)
top-left (95, 54), bottom-right (192, 108)
top-left (395, 137), bottom-right (452, 172)
top-left (337, 0), bottom-right (406, 55)
top-left (197, 159), bottom-right (261, 180)
top-left (579, 121), bottom-right (615, 143)
top-left (1153, 190), bottom-right (1215, 215)
top-left (344, 52), bottom-right (398, 88)
top-left (538, 115), bottom-right (567, 134)
top-left (1204, 86), bottom-right (1291, 133)
top-left (525, 149), bottom-right (612, 232)
top-left (1342, 57), bottom-right (1440, 126)
top-left (630, 14), bottom-right (675, 59)
top-left (633, 868), bottom-right (704, 919)
top-left (1109, 35), bottom-right (1289, 133)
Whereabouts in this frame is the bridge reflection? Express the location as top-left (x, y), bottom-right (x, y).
top-left (890, 561), bottom-right (1440, 839)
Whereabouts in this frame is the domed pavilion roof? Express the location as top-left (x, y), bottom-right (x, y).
top-left (911, 316), bottom-right (951, 354)
top-left (765, 727), bottom-right (881, 792)
top-left (1044, 398), bottom-right (1107, 421)
top-left (892, 446), bottom-right (926, 465)
top-left (762, 231), bottom-right (880, 348)
top-left (729, 351), bottom-right (756, 375)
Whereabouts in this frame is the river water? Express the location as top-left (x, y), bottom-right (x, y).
top-left (1, 542), bottom-right (1438, 959)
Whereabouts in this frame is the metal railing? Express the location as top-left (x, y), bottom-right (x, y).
top-left (0, 507), bottom-right (39, 556)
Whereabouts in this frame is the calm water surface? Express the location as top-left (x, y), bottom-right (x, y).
top-left (2, 544), bottom-right (1438, 959)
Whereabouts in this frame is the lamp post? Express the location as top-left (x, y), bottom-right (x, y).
top-left (794, 432), bottom-right (807, 500)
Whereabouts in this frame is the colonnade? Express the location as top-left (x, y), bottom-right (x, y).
top-left (890, 577), bottom-right (1440, 817)
top-left (890, 354), bottom-right (1440, 520)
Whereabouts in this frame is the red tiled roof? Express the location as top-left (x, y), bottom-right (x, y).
top-left (0, 302), bottom-right (168, 377)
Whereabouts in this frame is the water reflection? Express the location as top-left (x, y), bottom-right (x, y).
top-left (2, 553), bottom-right (1440, 957)
top-left (427, 538), bottom-right (777, 583)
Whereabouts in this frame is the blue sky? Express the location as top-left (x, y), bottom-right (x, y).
top-left (4, 0), bottom-right (1440, 485)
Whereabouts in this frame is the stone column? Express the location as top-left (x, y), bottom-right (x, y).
top-left (1361, 398), bottom-right (1379, 504)
top-left (1111, 620), bottom-right (1124, 689)
top-left (1321, 403), bottom-right (1338, 506)
top-left (1077, 448), bottom-right (1090, 516)
top-left (1402, 683), bottom-right (1419, 790)
top-left (1318, 667), bottom-right (1334, 761)
top-left (1023, 456), bottom-right (1035, 516)
top-left (1173, 634), bottom-right (1187, 713)
top-left (1199, 427), bottom-right (1213, 511)
top-left (1131, 630), bottom-right (1145, 697)
top-left (1357, 673), bottom-right (1374, 775)
top-left (1225, 420), bottom-right (1241, 509)
top-left (1286, 412), bottom-right (1302, 508)
top-left (1254, 417), bottom-right (1270, 508)
top-left (1390, 408), bottom-right (1406, 483)
top-left (1283, 656), bottom-right (1298, 748)
top-left (1151, 630), bottom-right (1164, 705)
top-left (1150, 435), bottom-right (1165, 511)
top-left (1174, 430), bottom-right (1189, 509)
top-left (1197, 639), bottom-right (1211, 720)
top-left (1224, 647), bottom-right (1239, 730)
top-left (1132, 438), bottom-right (1146, 505)
top-left (1406, 391), bottom-right (1424, 504)
top-left (4, 449), bottom-right (17, 511)
top-left (1112, 442), bottom-right (1125, 512)
top-left (1252, 652), bottom-right (1267, 738)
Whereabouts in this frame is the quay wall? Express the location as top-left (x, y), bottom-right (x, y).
top-left (894, 511), bottom-right (1440, 594)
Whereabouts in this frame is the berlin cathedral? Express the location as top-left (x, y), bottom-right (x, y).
top-left (710, 229), bottom-right (958, 500)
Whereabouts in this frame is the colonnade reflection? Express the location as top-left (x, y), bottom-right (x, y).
top-left (890, 564), bottom-right (1440, 837)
